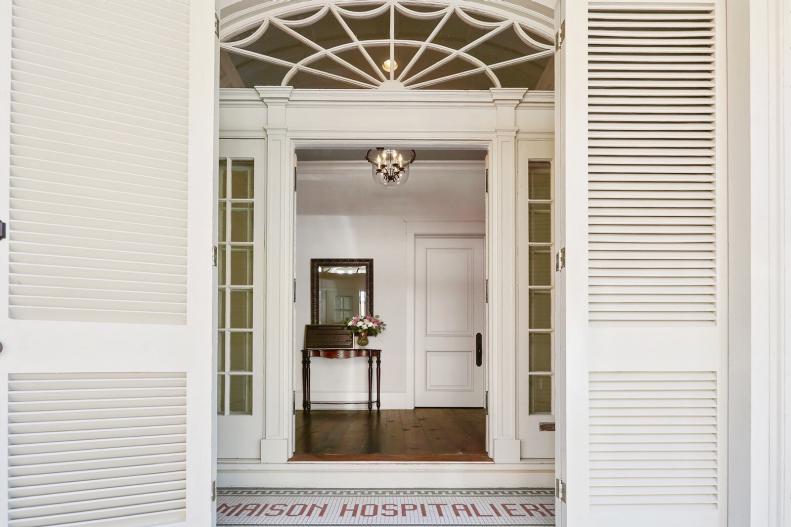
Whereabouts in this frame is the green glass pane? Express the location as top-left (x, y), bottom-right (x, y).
top-left (529, 246), bottom-right (552, 286)
top-left (231, 160), bottom-right (254, 199)
top-left (218, 202), bottom-right (227, 242)
top-left (528, 161), bottom-right (551, 200)
top-left (529, 333), bottom-right (552, 372)
top-left (230, 246), bottom-right (253, 285)
top-left (219, 160), bottom-right (227, 199)
top-left (218, 331), bottom-right (226, 371)
top-left (529, 375), bottom-right (552, 414)
top-left (218, 245), bottom-right (227, 285)
top-left (230, 332), bottom-right (253, 372)
top-left (229, 375), bottom-right (253, 414)
top-left (217, 374), bottom-right (225, 415)
top-left (230, 289), bottom-right (253, 328)
top-left (218, 289), bottom-right (226, 329)
top-left (529, 289), bottom-right (551, 329)
top-left (528, 203), bottom-right (551, 243)
top-left (231, 203), bottom-right (254, 242)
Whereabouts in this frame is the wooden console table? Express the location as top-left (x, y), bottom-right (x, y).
top-left (300, 348), bottom-right (381, 413)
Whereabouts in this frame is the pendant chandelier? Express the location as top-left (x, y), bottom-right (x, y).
top-left (366, 148), bottom-right (416, 187)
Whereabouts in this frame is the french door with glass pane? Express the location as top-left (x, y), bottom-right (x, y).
top-left (217, 140), bottom-right (265, 460)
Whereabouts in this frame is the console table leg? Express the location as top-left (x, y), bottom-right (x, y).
top-left (305, 355), bottom-right (311, 414)
top-left (376, 354), bottom-right (381, 410)
top-left (367, 355), bottom-right (373, 411)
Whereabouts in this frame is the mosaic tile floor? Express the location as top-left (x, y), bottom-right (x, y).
top-left (217, 488), bottom-right (555, 526)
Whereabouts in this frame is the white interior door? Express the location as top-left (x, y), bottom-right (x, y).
top-left (217, 140), bottom-right (265, 460)
top-left (414, 236), bottom-right (485, 407)
top-left (558, 1), bottom-right (726, 526)
top-left (1, 1), bottom-right (217, 526)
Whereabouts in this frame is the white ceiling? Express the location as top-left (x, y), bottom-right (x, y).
top-left (296, 155), bottom-right (485, 219)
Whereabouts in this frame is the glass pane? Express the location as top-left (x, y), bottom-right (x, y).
top-left (528, 161), bottom-right (551, 200)
top-left (217, 374), bottom-right (225, 415)
top-left (231, 160), bottom-right (254, 199)
top-left (218, 202), bottom-right (227, 242)
top-left (219, 160), bottom-right (227, 199)
top-left (529, 375), bottom-right (552, 414)
top-left (230, 332), bottom-right (253, 372)
top-left (529, 333), bottom-right (552, 372)
top-left (218, 331), bottom-right (226, 371)
top-left (529, 289), bottom-right (551, 329)
top-left (230, 246), bottom-right (253, 285)
top-left (218, 289), bottom-right (226, 328)
top-left (529, 246), bottom-right (552, 286)
top-left (231, 203), bottom-right (254, 242)
top-left (529, 203), bottom-right (551, 243)
top-left (218, 245), bottom-right (227, 284)
top-left (229, 375), bottom-right (253, 414)
top-left (230, 289), bottom-right (253, 328)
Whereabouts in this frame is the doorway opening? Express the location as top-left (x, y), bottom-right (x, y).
top-left (291, 147), bottom-right (489, 461)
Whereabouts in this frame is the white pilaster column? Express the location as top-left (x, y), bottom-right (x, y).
top-left (256, 86), bottom-right (294, 463)
top-left (489, 88), bottom-right (527, 463)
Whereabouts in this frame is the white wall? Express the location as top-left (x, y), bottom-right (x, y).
top-left (294, 162), bottom-right (486, 408)
top-left (295, 215), bottom-right (410, 407)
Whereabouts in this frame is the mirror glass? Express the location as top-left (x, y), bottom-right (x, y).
top-left (311, 259), bottom-right (373, 324)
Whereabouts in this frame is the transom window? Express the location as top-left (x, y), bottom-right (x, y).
top-left (219, 0), bottom-right (555, 90)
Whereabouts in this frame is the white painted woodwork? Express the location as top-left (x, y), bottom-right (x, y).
top-left (217, 140), bottom-right (265, 461)
top-left (218, 0), bottom-right (555, 90)
top-left (414, 236), bottom-right (485, 407)
top-left (1, 1), bottom-right (217, 525)
top-left (218, 87), bottom-right (553, 480)
top-left (516, 139), bottom-right (556, 460)
top-left (557, 2), bottom-right (726, 526)
top-left (8, 0), bottom-right (191, 324)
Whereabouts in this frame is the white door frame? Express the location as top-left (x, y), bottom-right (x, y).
top-left (217, 87), bottom-right (556, 486)
top-left (405, 222), bottom-right (486, 411)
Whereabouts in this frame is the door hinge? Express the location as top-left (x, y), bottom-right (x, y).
top-left (485, 168), bottom-right (489, 193)
top-left (214, 13), bottom-right (220, 38)
top-left (485, 278), bottom-right (489, 303)
top-left (293, 278), bottom-right (297, 303)
top-left (294, 167), bottom-right (298, 192)
top-left (211, 480), bottom-right (217, 501)
top-left (555, 20), bottom-right (565, 50)
top-left (293, 390), bottom-right (296, 416)
top-left (212, 245), bottom-right (218, 267)
top-left (555, 247), bottom-right (566, 272)
top-left (484, 390), bottom-right (489, 415)
top-left (0, 220), bottom-right (6, 241)
top-left (555, 478), bottom-right (566, 502)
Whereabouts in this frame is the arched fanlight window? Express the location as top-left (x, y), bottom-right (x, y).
top-left (219, 1), bottom-right (555, 90)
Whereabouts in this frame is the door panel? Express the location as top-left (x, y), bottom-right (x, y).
top-left (558, 1), bottom-right (725, 526)
top-left (415, 237), bottom-right (485, 407)
top-left (1, 1), bottom-right (217, 525)
top-left (217, 140), bottom-right (265, 460)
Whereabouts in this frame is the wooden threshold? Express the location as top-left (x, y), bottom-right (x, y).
top-left (289, 453), bottom-right (493, 462)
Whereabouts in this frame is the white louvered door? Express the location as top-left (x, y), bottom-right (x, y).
top-left (558, 1), bottom-right (726, 526)
top-left (0, 1), bottom-right (217, 526)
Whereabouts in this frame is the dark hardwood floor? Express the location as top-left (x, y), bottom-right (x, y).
top-left (291, 408), bottom-right (490, 461)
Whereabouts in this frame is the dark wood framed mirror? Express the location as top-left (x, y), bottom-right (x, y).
top-left (310, 259), bottom-right (374, 324)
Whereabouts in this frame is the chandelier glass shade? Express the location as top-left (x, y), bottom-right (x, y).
top-left (366, 148), bottom-right (416, 187)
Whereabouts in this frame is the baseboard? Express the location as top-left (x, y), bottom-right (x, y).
top-left (218, 461), bottom-right (554, 488)
top-left (295, 391), bottom-right (411, 410)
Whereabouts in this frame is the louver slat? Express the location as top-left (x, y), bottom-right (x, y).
top-left (589, 371), bottom-right (718, 506)
top-left (7, 373), bottom-right (187, 527)
top-left (587, 4), bottom-right (717, 323)
top-left (9, 0), bottom-right (190, 324)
